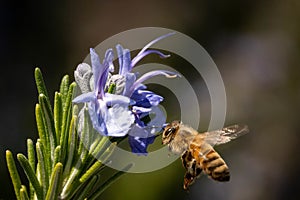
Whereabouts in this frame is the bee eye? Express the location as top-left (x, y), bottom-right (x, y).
top-left (165, 127), bottom-right (175, 137)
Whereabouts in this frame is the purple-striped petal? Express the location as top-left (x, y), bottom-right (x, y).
top-left (90, 48), bottom-right (102, 95)
top-left (104, 48), bottom-right (114, 72)
top-left (117, 44), bottom-right (132, 75)
top-left (97, 62), bottom-right (110, 99)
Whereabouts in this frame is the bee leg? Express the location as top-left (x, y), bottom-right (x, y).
top-left (181, 151), bottom-right (193, 169)
top-left (183, 172), bottom-right (194, 191)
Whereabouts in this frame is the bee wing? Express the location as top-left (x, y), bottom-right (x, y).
top-left (203, 124), bottom-right (249, 146)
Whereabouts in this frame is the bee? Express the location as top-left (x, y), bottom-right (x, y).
top-left (162, 120), bottom-right (249, 190)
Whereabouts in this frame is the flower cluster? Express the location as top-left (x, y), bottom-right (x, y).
top-left (73, 33), bottom-right (179, 155)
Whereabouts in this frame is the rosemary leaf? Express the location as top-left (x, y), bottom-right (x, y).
top-left (79, 161), bottom-right (102, 183)
top-left (27, 139), bottom-right (35, 200)
top-left (59, 75), bottom-right (69, 107)
top-left (20, 185), bottom-right (29, 200)
top-left (39, 94), bottom-right (56, 160)
top-left (17, 154), bottom-right (43, 200)
top-left (54, 92), bottom-right (63, 144)
top-left (6, 150), bottom-right (22, 200)
top-left (77, 107), bottom-right (89, 163)
top-left (63, 115), bottom-right (78, 179)
top-left (36, 142), bottom-right (49, 198)
top-left (53, 145), bottom-right (61, 168)
top-left (34, 68), bottom-right (49, 102)
top-left (60, 83), bottom-right (76, 165)
top-left (45, 163), bottom-right (63, 200)
top-left (35, 104), bottom-right (49, 155)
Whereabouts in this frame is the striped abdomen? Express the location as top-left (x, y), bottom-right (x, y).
top-left (199, 149), bottom-right (230, 182)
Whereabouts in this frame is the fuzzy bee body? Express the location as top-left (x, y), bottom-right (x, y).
top-left (162, 121), bottom-right (249, 190)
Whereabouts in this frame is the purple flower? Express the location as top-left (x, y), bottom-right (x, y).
top-left (73, 33), bottom-right (180, 155)
top-left (73, 48), bottom-right (135, 137)
top-left (109, 33), bottom-right (179, 154)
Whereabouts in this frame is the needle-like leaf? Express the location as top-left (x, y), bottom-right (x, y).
top-left (20, 185), bottom-right (29, 200)
top-left (17, 154), bottom-right (43, 200)
top-left (45, 163), bottom-right (63, 200)
top-left (54, 92), bottom-right (63, 145)
top-left (27, 139), bottom-right (35, 200)
top-left (6, 150), bottom-right (22, 200)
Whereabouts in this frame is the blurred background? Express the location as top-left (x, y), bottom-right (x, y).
top-left (1, 0), bottom-right (300, 199)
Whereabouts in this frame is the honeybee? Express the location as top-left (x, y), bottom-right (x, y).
top-left (162, 120), bottom-right (249, 190)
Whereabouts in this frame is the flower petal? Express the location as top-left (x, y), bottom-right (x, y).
top-left (146, 106), bottom-right (166, 131)
top-left (131, 49), bottom-right (170, 67)
top-left (131, 90), bottom-right (163, 107)
top-left (72, 92), bottom-right (95, 103)
top-left (132, 106), bottom-right (152, 114)
top-left (104, 48), bottom-right (114, 72)
top-left (74, 63), bottom-right (93, 93)
top-left (88, 101), bottom-right (108, 136)
top-left (129, 105), bottom-right (166, 136)
top-left (103, 93), bottom-right (133, 106)
top-left (105, 104), bottom-right (135, 137)
top-left (135, 32), bottom-right (176, 59)
top-left (117, 44), bottom-right (131, 75)
top-left (128, 136), bottom-right (155, 155)
top-left (90, 48), bottom-right (102, 94)
top-left (129, 70), bottom-right (180, 95)
top-left (106, 74), bottom-right (126, 95)
top-left (116, 44), bottom-right (124, 71)
top-left (123, 72), bottom-right (136, 96)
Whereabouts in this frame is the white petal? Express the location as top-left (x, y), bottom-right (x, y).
top-left (105, 104), bottom-right (135, 137)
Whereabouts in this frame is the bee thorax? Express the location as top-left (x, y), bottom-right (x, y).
top-left (168, 141), bottom-right (189, 154)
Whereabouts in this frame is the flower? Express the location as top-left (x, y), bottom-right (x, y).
top-left (73, 48), bottom-right (135, 137)
top-left (73, 33), bottom-right (180, 154)
top-left (110, 33), bottom-right (178, 154)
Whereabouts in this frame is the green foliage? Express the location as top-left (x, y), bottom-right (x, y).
top-left (5, 68), bottom-right (130, 200)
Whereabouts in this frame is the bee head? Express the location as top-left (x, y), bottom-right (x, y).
top-left (162, 120), bottom-right (181, 145)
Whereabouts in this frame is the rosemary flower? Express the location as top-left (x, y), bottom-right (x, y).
top-left (74, 33), bottom-right (179, 154)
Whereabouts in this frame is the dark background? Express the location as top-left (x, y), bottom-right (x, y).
top-left (1, 0), bottom-right (300, 199)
